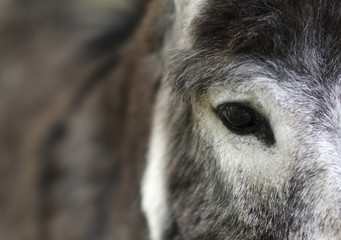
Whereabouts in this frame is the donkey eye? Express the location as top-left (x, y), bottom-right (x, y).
top-left (217, 103), bottom-right (259, 135)
top-left (215, 103), bottom-right (275, 145)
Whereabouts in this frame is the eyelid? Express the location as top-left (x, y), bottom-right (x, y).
top-left (213, 100), bottom-right (267, 121)
top-left (215, 102), bottom-right (255, 113)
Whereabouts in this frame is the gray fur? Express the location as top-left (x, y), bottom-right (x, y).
top-left (142, 0), bottom-right (341, 239)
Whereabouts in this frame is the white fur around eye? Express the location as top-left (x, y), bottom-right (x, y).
top-left (195, 81), bottom-right (295, 189)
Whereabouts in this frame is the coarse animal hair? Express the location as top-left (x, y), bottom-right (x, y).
top-left (25, 0), bottom-right (341, 239)
top-left (94, 0), bottom-right (341, 239)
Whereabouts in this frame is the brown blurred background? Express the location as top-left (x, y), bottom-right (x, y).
top-left (0, 0), bottom-right (146, 239)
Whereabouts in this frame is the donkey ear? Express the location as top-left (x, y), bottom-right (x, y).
top-left (173, 0), bottom-right (205, 47)
top-left (174, 0), bottom-right (190, 15)
top-left (174, 0), bottom-right (190, 8)
top-left (174, 0), bottom-right (204, 17)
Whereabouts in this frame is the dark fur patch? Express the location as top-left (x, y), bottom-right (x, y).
top-left (192, 0), bottom-right (341, 58)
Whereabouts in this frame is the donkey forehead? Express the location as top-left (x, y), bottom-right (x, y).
top-left (170, 0), bottom-right (341, 107)
top-left (168, 50), bottom-right (341, 107)
top-left (187, 0), bottom-right (341, 55)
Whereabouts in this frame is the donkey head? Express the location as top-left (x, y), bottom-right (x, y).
top-left (141, 0), bottom-right (341, 239)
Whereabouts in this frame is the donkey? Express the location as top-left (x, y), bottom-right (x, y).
top-left (109, 0), bottom-right (341, 239)
top-left (25, 0), bottom-right (341, 239)
top-left (8, 0), bottom-right (339, 239)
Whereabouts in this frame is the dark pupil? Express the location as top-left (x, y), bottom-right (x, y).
top-left (224, 106), bottom-right (253, 127)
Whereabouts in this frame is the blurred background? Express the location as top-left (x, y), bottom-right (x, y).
top-left (0, 0), bottom-right (147, 239)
